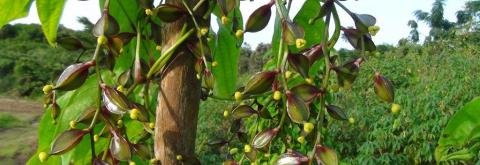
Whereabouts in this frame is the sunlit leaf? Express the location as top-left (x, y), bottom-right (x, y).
top-left (36, 0), bottom-right (66, 45)
top-left (0, 0), bottom-right (33, 28)
top-left (436, 97), bottom-right (480, 161)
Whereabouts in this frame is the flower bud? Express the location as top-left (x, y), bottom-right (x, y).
top-left (297, 136), bottom-right (305, 144)
top-left (223, 110), bottom-right (230, 118)
top-left (285, 71), bottom-right (293, 79)
top-left (348, 117), bottom-right (355, 124)
top-left (244, 144), bottom-right (252, 153)
top-left (116, 85), bottom-right (125, 93)
top-left (368, 25), bottom-right (380, 36)
top-left (69, 120), bottom-right (77, 129)
top-left (303, 122), bottom-right (314, 133)
top-left (296, 38), bottom-right (306, 49)
top-left (211, 61), bottom-right (218, 67)
top-left (229, 148), bottom-right (239, 155)
top-left (235, 29), bottom-right (244, 38)
top-left (176, 155), bottom-right (183, 161)
top-left (305, 78), bottom-right (313, 84)
top-left (273, 90), bottom-right (282, 101)
top-left (221, 16), bottom-right (230, 25)
top-left (117, 119), bottom-right (123, 126)
top-left (200, 28), bottom-right (209, 36)
top-left (97, 35), bottom-right (108, 45)
top-left (156, 45), bottom-right (162, 51)
top-left (130, 108), bottom-right (140, 120)
top-left (129, 161), bottom-right (136, 165)
top-left (43, 84), bottom-right (54, 94)
top-left (391, 103), bottom-right (400, 114)
top-left (93, 134), bottom-right (99, 142)
top-left (149, 122), bottom-right (155, 129)
top-left (145, 9), bottom-right (153, 16)
top-left (38, 152), bottom-right (48, 162)
top-left (234, 91), bottom-right (242, 101)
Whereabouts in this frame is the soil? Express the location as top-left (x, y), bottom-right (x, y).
top-left (0, 98), bottom-right (42, 165)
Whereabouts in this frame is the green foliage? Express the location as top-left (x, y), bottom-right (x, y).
top-left (0, 24), bottom-right (92, 97)
top-left (36, 0), bottom-right (66, 45)
top-left (436, 97), bottom-right (480, 162)
top-left (0, 0), bottom-right (33, 28)
top-left (211, 10), bottom-right (242, 98)
top-left (0, 112), bottom-right (25, 129)
top-left (327, 37), bottom-right (480, 164)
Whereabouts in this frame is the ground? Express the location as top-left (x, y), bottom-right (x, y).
top-left (0, 98), bottom-right (42, 164)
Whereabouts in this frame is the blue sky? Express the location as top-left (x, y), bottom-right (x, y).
top-left (12, 0), bottom-right (469, 49)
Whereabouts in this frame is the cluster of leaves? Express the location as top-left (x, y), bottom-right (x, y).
top-left (0, 24), bottom-right (94, 97)
top-left (3, 0), bottom-right (394, 164)
top-left (323, 34), bottom-right (480, 164)
top-left (207, 0), bottom-right (397, 164)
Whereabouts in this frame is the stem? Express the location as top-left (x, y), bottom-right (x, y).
top-left (328, 6), bottom-right (341, 49)
top-left (182, 0), bottom-right (209, 70)
top-left (192, 0), bottom-right (207, 11)
top-left (147, 29), bottom-right (195, 78)
top-left (89, 130), bottom-right (96, 159)
top-left (101, 136), bottom-right (111, 160)
top-left (126, 82), bottom-right (138, 96)
top-left (308, 13), bottom-right (332, 164)
top-left (144, 81), bottom-right (151, 113)
top-left (87, 31), bottom-right (107, 161)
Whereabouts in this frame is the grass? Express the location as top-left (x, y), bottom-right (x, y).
top-left (0, 112), bottom-right (25, 129)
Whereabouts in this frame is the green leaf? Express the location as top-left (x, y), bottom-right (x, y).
top-left (436, 97), bottom-right (480, 161)
top-left (36, 0), bottom-right (66, 46)
top-left (0, 0), bottom-right (33, 28)
top-left (290, 0), bottom-right (325, 52)
top-left (100, 0), bottom-right (139, 33)
top-left (27, 74), bottom-right (108, 165)
top-left (211, 9), bottom-right (242, 98)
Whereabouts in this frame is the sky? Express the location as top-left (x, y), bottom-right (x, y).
top-left (11, 0), bottom-right (469, 49)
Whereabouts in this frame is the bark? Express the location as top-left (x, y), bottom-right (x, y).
top-left (154, 0), bottom-right (201, 164)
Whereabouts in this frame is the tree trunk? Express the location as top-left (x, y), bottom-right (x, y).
top-left (154, 0), bottom-right (201, 164)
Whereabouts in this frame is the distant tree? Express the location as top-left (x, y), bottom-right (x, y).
top-left (0, 24), bottom-right (17, 39)
top-left (77, 17), bottom-right (94, 32)
top-left (413, 0), bottom-right (454, 40)
top-left (456, 0), bottom-right (480, 30)
top-left (407, 20), bottom-right (419, 43)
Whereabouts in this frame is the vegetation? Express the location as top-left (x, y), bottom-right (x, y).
top-left (0, 0), bottom-right (479, 165)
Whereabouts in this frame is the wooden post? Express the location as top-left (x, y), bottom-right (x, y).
top-left (154, 0), bottom-right (202, 164)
